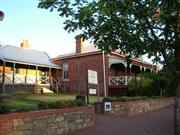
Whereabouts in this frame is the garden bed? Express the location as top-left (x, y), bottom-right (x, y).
top-left (0, 93), bottom-right (102, 114)
top-left (95, 97), bottom-right (174, 116)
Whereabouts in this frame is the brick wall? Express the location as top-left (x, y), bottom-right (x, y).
top-left (55, 53), bottom-right (105, 96)
top-left (96, 98), bottom-right (174, 116)
top-left (0, 84), bottom-right (42, 94)
top-left (0, 106), bottom-right (95, 135)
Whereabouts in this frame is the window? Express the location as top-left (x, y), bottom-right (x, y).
top-left (63, 63), bottom-right (69, 79)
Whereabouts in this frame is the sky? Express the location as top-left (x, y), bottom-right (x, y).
top-left (0, 0), bottom-right (156, 65)
top-left (0, 0), bottom-right (82, 58)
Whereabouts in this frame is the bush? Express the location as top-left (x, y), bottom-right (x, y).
top-left (151, 96), bottom-right (164, 99)
top-left (75, 95), bottom-right (86, 106)
top-left (0, 105), bottom-right (11, 114)
top-left (128, 77), bottom-right (137, 96)
top-left (38, 102), bottom-right (49, 109)
top-left (102, 97), bottom-right (116, 102)
top-left (15, 106), bottom-right (35, 112)
top-left (128, 72), bottom-right (175, 97)
top-left (48, 101), bottom-right (64, 109)
top-left (76, 100), bottom-right (87, 106)
top-left (102, 96), bottom-right (149, 102)
top-left (117, 96), bottom-right (131, 102)
top-left (48, 100), bottom-right (77, 109)
top-left (0, 95), bottom-right (8, 104)
top-left (76, 95), bottom-right (86, 102)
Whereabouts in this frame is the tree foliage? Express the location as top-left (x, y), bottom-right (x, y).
top-left (38, 0), bottom-right (179, 72)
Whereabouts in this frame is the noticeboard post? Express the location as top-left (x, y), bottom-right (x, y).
top-left (86, 69), bottom-right (99, 103)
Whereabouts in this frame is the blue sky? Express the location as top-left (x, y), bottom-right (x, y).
top-left (0, 0), bottom-right (155, 65)
top-left (0, 0), bottom-right (81, 57)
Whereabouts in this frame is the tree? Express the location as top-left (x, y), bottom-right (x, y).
top-left (38, 0), bottom-right (179, 134)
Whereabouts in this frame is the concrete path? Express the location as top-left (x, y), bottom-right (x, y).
top-left (65, 106), bottom-right (174, 135)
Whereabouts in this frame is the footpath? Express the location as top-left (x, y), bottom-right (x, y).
top-left (65, 106), bottom-right (173, 135)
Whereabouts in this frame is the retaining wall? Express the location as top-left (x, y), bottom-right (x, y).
top-left (96, 98), bottom-right (174, 116)
top-left (0, 106), bottom-right (95, 135)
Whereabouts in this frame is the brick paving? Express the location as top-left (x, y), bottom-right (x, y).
top-left (65, 106), bottom-right (174, 135)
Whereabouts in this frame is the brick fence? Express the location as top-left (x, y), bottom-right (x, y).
top-left (0, 106), bottom-right (95, 135)
top-left (95, 97), bottom-right (174, 116)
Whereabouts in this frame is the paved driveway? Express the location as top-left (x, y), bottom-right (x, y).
top-left (65, 106), bottom-right (174, 135)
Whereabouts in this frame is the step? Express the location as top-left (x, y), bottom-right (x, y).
top-left (42, 87), bottom-right (54, 94)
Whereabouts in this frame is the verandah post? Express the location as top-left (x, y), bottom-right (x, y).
top-left (12, 63), bottom-right (15, 83)
top-left (2, 61), bottom-right (6, 94)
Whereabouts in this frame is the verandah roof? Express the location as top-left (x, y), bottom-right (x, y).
top-left (0, 45), bottom-right (61, 69)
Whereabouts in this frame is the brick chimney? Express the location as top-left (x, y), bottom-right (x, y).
top-left (21, 39), bottom-right (30, 49)
top-left (75, 34), bottom-right (84, 53)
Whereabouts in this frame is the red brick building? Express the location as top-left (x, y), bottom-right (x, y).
top-left (54, 35), bottom-right (157, 96)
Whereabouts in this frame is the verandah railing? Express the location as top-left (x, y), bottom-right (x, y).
top-left (109, 76), bottom-right (132, 86)
top-left (0, 73), bottom-right (60, 92)
top-left (0, 73), bottom-right (49, 84)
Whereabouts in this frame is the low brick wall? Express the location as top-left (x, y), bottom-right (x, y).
top-left (0, 106), bottom-right (95, 135)
top-left (0, 84), bottom-right (40, 94)
top-left (0, 84), bottom-right (51, 94)
top-left (96, 98), bottom-right (174, 116)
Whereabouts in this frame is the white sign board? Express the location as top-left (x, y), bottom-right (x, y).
top-left (89, 89), bottom-right (97, 95)
top-left (88, 70), bottom-right (98, 84)
top-left (104, 102), bottom-right (112, 111)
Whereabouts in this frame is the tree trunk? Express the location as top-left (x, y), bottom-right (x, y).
top-left (175, 76), bottom-right (180, 135)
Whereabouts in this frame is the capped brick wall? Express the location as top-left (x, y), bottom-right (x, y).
top-left (96, 98), bottom-right (174, 116)
top-left (0, 106), bottom-right (95, 135)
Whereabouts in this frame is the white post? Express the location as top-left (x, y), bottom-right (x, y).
top-left (124, 63), bottom-right (128, 85)
top-left (102, 50), bottom-right (107, 97)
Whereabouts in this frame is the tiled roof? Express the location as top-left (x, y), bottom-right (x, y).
top-left (0, 45), bottom-right (61, 68)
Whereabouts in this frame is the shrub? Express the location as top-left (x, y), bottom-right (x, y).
top-left (0, 95), bottom-right (4, 104)
top-left (48, 100), bottom-right (77, 109)
top-left (76, 95), bottom-right (86, 102)
top-left (117, 96), bottom-right (131, 102)
top-left (102, 97), bottom-right (115, 102)
top-left (75, 95), bottom-right (86, 106)
top-left (128, 72), bottom-right (175, 97)
top-left (38, 102), bottom-right (49, 109)
top-left (102, 96), bottom-right (149, 102)
top-left (128, 75), bottom-right (154, 97)
top-left (76, 100), bottom-right (87, 106)
top-left (151, 96), bottom-right (164, 99)
top-left (141, 96), bottom-right (148, 100)
top-left (15, 106), bottom-right (35, 112)
top-left (0, 95), bottom-right (8, 104)
top-left (65, 100), bottom-right (77, 107)
top-left (48, 101), bottom-right (64, 109)
top-left (128, 77), bottom-right (137, 96)
top-left (0, 105), bottom-right (11, 114)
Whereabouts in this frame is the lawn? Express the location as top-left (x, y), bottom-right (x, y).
top-left (0, 92), bottom-right (103, 113)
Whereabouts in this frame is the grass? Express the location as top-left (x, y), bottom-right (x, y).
top-left (7, 92), bottom-right (103, 103)
top-left (0, 92), bottom-right (103, 113)
top-left (3, 99), bottom-right (37, 112)
top-left (23, 94), bottom-right (76, 102)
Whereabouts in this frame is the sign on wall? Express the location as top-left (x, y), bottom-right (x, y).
top-left (88, 70), bottom-right (98, 84)
top-left (89, 88), bottom-right (97, 95)
top-left (104, 102), bottom-right (112, 111)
